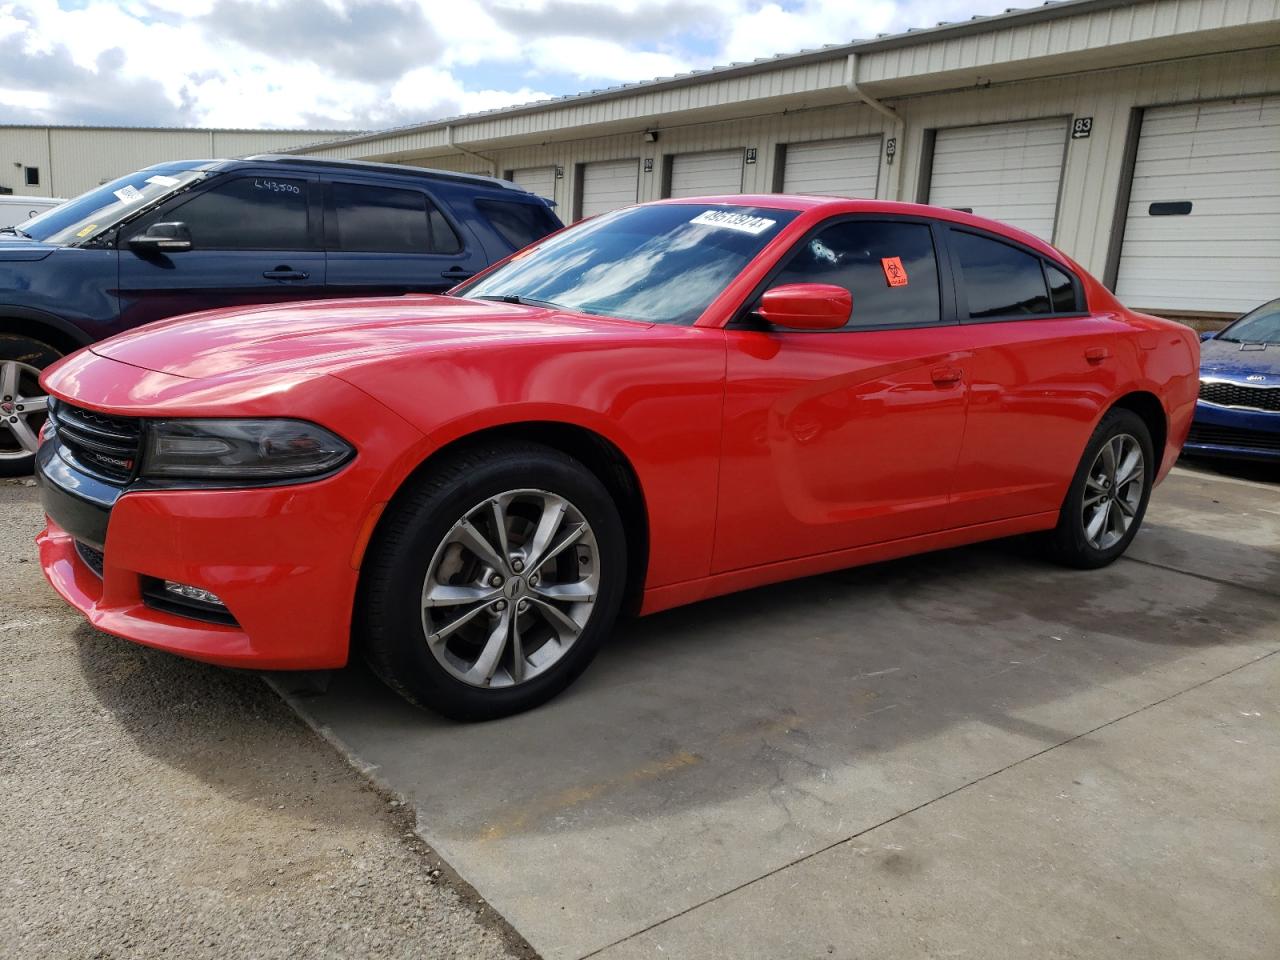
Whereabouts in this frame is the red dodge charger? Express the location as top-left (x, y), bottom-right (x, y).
top-left (34, 197), bottom-right (1198, 719)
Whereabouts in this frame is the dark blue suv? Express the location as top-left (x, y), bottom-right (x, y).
top-left (0, 155), bottom-right (561, 474)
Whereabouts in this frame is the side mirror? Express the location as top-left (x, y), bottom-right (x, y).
top-left (756, 283), bottom-right (851, 331)
top-left (129, 221), bottom-right (192, 253)
top-left (1199, 330), bottom-right (1216, 341)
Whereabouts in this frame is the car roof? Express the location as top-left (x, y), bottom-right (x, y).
top-left (653, 194), bottom-right (1069, 265)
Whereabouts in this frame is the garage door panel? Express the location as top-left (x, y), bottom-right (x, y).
top-left (928, 118), bottom-right (1067, 241)
top-left (511, 167), bottom-right (556, 202)
top-left (781, 136), bottom-right (881, 198)
top-left (668, 150), bottom-right (743, 197)
top-left (579, 159), bottom-right (639, 219)
top-left (1116, 95), bottom-right (1280, 314)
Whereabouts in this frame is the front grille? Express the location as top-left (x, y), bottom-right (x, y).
top-left (74, 541), bottom-right (105, 578)
top-left (1199, 380), bottom-right (1280, 412)
top-left (48, 399), bottom-right (143, 484)
top-left (1186, 423), bottom-right (1280, 452)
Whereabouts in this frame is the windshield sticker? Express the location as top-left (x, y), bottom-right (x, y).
top-left (113, 185), bottom-right (144, 204)
top-left (76, 224), bottom-right (97, 238)
top-left (881, 256), bottom-right (909, 287)
top-left (145, 174), bottom-right (180, 187)
top-left (690, 210), bottom-right (777, 235)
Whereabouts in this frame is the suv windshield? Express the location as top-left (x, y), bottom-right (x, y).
top-left (19, 164), bottom-right (211, 245)
top-left (1217, 298), bottom-right (1280, 344)
top-left (458, 203), bottom-right (798, 325)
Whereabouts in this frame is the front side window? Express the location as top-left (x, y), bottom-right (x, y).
top-left (952, 230), bottom-right (1052, 319)
top-left (458, 203), bottom-right (798, 325)
top-left (159, 176), bottom-right (310, 250)
top-left (766, 219), bottom-right (941, 329)
top-left (476, 199), bottom-right (560, 251)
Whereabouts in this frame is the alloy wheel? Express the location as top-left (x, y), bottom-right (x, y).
top-left (421, 489), bottom-right (599, 689)
top-left (0, 360), bottom-right (48, 460)
top-left (1082, 433), bottom-right (1144, 550)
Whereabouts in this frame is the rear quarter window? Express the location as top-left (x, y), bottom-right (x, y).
top-left (476, 199), bottom-right (560, 251)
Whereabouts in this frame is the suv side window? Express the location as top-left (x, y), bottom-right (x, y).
top-left (767, 219), bottom-right (941, 329)
top-left (161, 176), bottom-right (310, 250)
top-left (951, 230), bottom-right (1068, 320)
top-left (331, 182), bottom-right (463, 254)
top-left (475, 199), bottom-right (560, 250)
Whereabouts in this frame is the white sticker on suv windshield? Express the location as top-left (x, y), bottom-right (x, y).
top-left (113, 185), bottom-right (144, 203)
top-left (145, 175), bottom-right (180, 187)
top-left (690, 210), bottom-right (777, 235)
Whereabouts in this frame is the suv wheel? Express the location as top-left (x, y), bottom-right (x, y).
top-left (0, 334), bottom-right (59, 477)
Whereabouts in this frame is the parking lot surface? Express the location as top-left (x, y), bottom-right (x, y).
top-left (277, 465), bottom-right (1280, 960)
top-left (0, 480), bottom-right (524, 960)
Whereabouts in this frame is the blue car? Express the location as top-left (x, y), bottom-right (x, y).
top-left (0, 154), bottom-right (561, 475)
top-left (1187, 298), bottom-right (1280, 461)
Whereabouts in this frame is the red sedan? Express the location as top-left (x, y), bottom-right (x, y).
top-left (34, 197), bottom-right (1198, 719)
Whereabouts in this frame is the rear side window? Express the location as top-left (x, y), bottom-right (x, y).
top-left (1045, 262), bottom-right (1079, 313)
top-left (332, 182), bottom-right (463, 255)
top-left (767, 219), bottom-right (941, 329)
top-left (165, 176), bottom-right (309, 250)
top-left (476, 199), bottom-right (560, 250)
top-left (951, 230), bottom-right (1056, 319)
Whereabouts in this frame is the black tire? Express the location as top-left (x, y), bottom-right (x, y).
top-left (0, 333), bottom-right (62, 478)
top-left (1045, 407), bottom-right (1154, 569)
top-left (357, 441), bottom-right (627, 721)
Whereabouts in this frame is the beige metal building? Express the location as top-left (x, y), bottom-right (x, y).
top-left (290, 0), bottom-right (1280, 323)
top-left (0, 125), bottom-right (358, 201)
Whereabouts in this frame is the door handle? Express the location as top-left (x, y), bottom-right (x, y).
top-left (1084, 346), bottom-right (1111, 363)
top-left (440, 266), bottom-right (474, 281)
top-left (263, 267), bottom-right (309, 281)
top-left (930, 365), bottom-right (963, 386)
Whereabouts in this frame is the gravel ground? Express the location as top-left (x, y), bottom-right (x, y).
top-left (0, 479), bottom-right (532, 959)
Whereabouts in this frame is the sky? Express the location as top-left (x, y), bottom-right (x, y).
top-left (0, 0), bottom-right (1018, 132)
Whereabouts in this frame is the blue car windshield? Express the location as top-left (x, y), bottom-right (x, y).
top-left (458, 203), bottom-right (798, 325)
top-left (20, 164), bottom-right (211, 245)
top-left (1217, 298), bottom-right (1280, 344)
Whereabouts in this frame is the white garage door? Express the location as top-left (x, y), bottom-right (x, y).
top-left (1115, 96), bottom-right (1280, 315)
top-left (579, 159), bottom-right (639, 219)
top-left (781, 136), bottom-right (881, 197)
top-left (510, 166), bottom-right (556, 202)
top-left (668, 150), bottom-right (743, 198)
top-left (928, 117), bottom-right (1068, 241)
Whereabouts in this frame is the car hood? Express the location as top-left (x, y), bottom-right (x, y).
top-left (1200, 337), bottom-right (1280, 383)
top-left (0, 238), bottom-right (57, 261)
top-left (91, 294), bottom-right (652, 379)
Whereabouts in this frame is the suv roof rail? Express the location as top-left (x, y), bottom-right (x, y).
top-left (242, 154), bottom-right (525, 191)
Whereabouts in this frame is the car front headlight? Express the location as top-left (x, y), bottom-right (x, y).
top-left (141, 419), bottom-right (354, 482)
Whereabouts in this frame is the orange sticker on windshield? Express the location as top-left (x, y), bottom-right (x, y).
top-left (881, 256), bottom-right (908, 287)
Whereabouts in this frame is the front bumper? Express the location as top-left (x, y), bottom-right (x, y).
top-left (34, 439), bottom-right (379, 670)
top-left (1184, 400), bottom-right (1280, 462)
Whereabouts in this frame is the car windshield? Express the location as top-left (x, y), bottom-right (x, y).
top-left (1216, 298), bottom-right (1280, 344)
top-left (19, 164), bottom-right (211, 245)
top-left (458, 203), bottom-right (799, 325)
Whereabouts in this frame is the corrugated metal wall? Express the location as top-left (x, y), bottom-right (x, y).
top-left (0, 127), bottom-right (352, 199)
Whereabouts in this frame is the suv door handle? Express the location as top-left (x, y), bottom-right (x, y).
top-left (1084, 346), bottom-right (1111, 363)
top-left (263, 267), bottom-right (309, 281)
top-left (930, 364), bottom-right (963, 385)
top-left (440, 266), bottom-right (474, 281)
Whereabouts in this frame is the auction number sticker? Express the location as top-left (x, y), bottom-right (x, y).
top-left (113, 185), bottom-right (144, 204)
top-left (690, 210), bottom-right (776, 235)
top-left (254, 179), bottom-right (301, 195)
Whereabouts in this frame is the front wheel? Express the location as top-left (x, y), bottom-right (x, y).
top-left (1045, 408), bottom-right (1154, 569)
top-left (358, 442), bottom-right (627, 721)
top-left (0, 334), bottom-right (60, 477)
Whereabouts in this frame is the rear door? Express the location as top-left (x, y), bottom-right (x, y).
top-left (715, 216), bottom-right (971, 571)
top-left (117, 172), bottom-right (325, 329)
top-left (324, 179), bottom-right (487, 295)
top-left (942, 227), bottom-right (1126, 524)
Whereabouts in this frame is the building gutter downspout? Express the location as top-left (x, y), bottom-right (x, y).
top-left (446, 125), bottom-right (499, 177)
top-left (845, 53), bottom-right (904, 201)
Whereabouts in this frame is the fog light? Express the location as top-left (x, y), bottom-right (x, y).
top-left (163, 581), bottom-right (226, 607)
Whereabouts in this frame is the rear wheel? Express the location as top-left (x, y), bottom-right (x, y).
top-left (358, 442), bottom-right (627, 721)
top-left (0, 334), bottom-right (60, 477)
top-left (1045, 408), bottom-right (1153, 568)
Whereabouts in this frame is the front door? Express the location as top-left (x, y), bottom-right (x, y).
top-left (714, 217), bottom-right (972, 573)
top-left (117, 173), bottom-right (325, 329)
